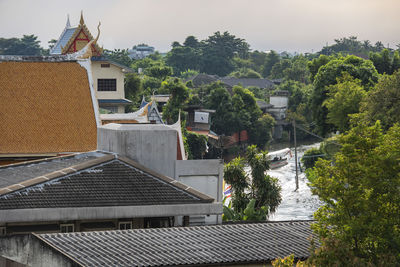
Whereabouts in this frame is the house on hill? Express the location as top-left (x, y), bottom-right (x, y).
top-left (50, 13), bottom-right (133, 113)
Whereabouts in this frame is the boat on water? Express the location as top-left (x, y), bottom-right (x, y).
top-left (268, 148), bottom-right (292, 169)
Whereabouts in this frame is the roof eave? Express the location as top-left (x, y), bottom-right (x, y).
top-left (0, 203), bottom-right (223, 223)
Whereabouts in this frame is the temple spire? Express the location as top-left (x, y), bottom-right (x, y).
top-left (66, 14), bottom-right (71, 28)
top-left (79, 11), bottom-right (85, 25)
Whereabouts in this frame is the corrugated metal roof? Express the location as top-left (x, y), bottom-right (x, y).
top-left (50, 27), bottom-right (77, 55)
top-left (37, 221), bottom-right (316, 266)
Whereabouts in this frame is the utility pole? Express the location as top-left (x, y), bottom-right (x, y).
top-left (293, 120), bottom-right (299, 191)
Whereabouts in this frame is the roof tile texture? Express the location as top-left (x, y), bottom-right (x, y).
top-left (0, 62), bottom-right (97, 154)
top-left (37, 221), bottom-right (315, 266)
top-left (0, 160), bottom-right (206, 209)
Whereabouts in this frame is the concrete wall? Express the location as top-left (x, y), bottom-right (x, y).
top-left (98, 124), bottom-right (177, 178)
top-left (270, 96), bottom-right (288, 108)
top-left (175, 159), bottom-right (223, 225)
top-left (0, 235), bottom-right (74, 267)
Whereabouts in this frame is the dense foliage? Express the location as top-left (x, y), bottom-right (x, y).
top-left (223, 145), bottom-right (282, 221)
top-left (308, 122), bottom-right (400, 264)
top-left (0, 35), bottom-right (47, 55)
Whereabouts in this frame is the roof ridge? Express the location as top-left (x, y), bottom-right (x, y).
top-left (39, 220), bottom-right (314, 237)
top-left (0, 154), bottom-right (115, 196)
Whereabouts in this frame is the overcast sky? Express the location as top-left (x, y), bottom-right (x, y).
top-left (0, 0), bottom-right (399, 53)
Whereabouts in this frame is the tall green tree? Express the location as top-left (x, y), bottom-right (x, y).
top-left (204, 83), bottom-right (236, 135)
top-left (311, 55), bottom-right (378, 136)
top-left (201, 31), bottom-right (250, 76)
top-left (165, 46), bottom-right (201, 75)
top-left (309, 122), bottom-right (400, 265)
top-left (162, 78), bottom-right (189, 124)
top-left (323, 74), bottom-right (367, 132)
top-left (124, 73), bottom-right (142, 111)
top-left (103, 48), bottom-right (133, 67)
top-left (357, 70), bottom-right (400, 130)
top-left (369, 49), bottom-right (393, 74)
top-left (261, 50), bottom-right (280, 77)
top-left (0, 35), bottom-right (45, 55)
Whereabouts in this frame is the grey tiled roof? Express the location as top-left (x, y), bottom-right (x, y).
top-left (36, 221), bottom-right (315, 266)
top-left (220, 77), bottom-right (275, 88)
top-left (0, 158), bottom-right (212, 209)
top-left (0, 152), bottom-right (106, 189)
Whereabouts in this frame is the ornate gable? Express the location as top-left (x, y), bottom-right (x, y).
top-left (61, 13), bottom-right (102, 56)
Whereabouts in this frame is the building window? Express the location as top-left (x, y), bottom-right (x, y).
top-left (102, 106), bottom-right (118, 113)
top-left (0, 227), bottom-right (6, 236)
top-left (101, 63), bottom-right (110, 68)
top-left (119, 221), bottom-right (132, 230)
top-left (98, 79), bottom-right (116, 91)
top-left (60, 224), bottom-right (74, 233)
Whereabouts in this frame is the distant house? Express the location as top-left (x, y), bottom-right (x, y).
top-left (262, 90), bottom-right (290, 139)
top-left (128, 44), bottom-right (155, 59)
top-left (0, 55), bottom-right (98, 162)
top-left (219, 76), bottom-right (276, 90)
top-left (0, 151), bottom-right (221, 237)
top-left (0, 221), bottom-right (316, 266)
top-left (50, 13), bottom-right (133, 113)
top-left (186, 74), bottom-right (276, 93)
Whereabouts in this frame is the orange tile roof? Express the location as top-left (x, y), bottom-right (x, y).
top-left (0, 61), bottom-right (97, 154)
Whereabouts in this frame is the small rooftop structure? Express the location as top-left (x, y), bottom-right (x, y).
top-left (0, 221), bottom-right (316, 266)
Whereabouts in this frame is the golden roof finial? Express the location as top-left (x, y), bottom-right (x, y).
top-left (80, 10), bottom-right (85, 25)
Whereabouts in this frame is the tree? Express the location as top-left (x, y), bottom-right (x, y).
top-left (248, 114), bottom-right (275, 148)
top-left (204, 83), bottom-right (236, 135)
top-left (0, 35), bottom-right (45, 55)
top-left (229, 68), bottom-right (262, 78)
top-left (201, 31), bottom-right (250, 76)
top-left (311, 55), bottom-right (378, 136)
top-left (231, 86), bottom-right (262, 139)
top-left (309, 122), bottom-right (400, 264)
top-left (185, 132), bottom-right (207, 159)
top-left (357, 70), bottom-right (400, 130)
top-left (261, 50), bottom-right (280, 77)
top-left (147, 65), bottom-right (173, 80)
top-left (323, 74), bottom-right (367, 132)
top-left (48, 39), bottom-right (57, 50)
top-left (165, 46), bottom-right (201, 74)
top-left (369, 49), bottom-right (393, 74)
top-left (183, 36), bottom-right (200, 48)
top-left (103, 49), bottom-right (133, 67)
top-left (162, 78), bottom-right (189, 124)
top-left (124, 73), bottom-right (142, 111)
top-left (224, 145), bottom-right (282, 220)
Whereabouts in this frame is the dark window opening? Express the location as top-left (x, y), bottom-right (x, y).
top-left (98, 79), bottom-right (116, 91)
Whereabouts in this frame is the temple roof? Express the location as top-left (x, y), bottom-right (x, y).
top-left (50, 27), bottom-right (77, 55)
top-left (50, 13), bottom-right (102, 56)
top-left (0, 59), bottom-right (98, 155)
